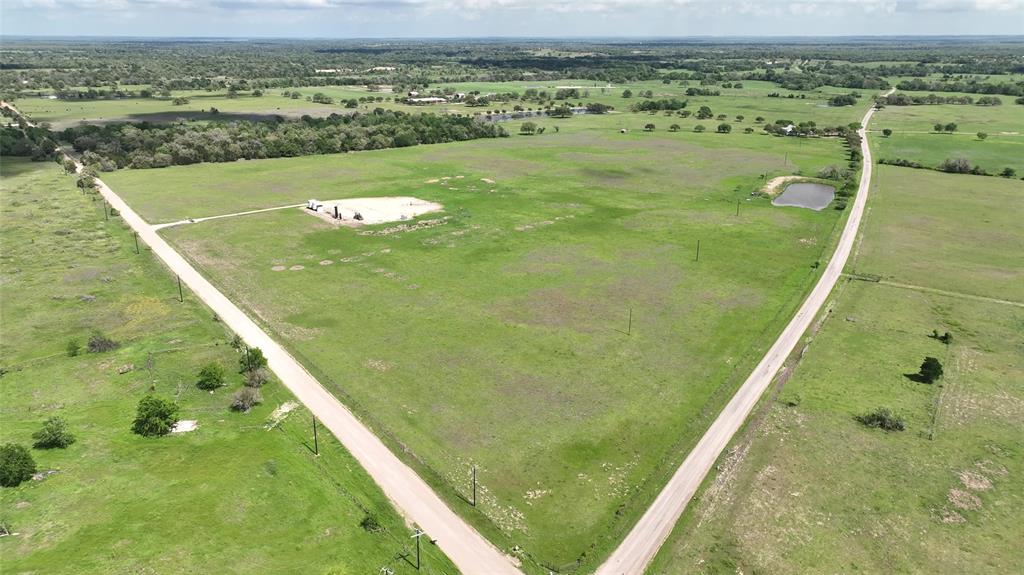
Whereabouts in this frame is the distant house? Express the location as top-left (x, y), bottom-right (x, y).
top-left (781, 124), bottom-right (796, 135)
top-left (452, 92), bottom-right (467, 100)
top-left (367, 66), bottom-right (396, 72)
top-left (408, 90), bottom-right (420, 97)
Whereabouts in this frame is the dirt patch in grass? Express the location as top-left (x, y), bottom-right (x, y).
top-left (947, 488), bottom-right (982, 511)
top-left (958, 470), bottom-right (993, 491)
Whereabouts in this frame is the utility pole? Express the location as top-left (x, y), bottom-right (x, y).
top-left (103, 201), bottom-right (109, 221)
top-left (133, 231), bottom-right (140, 254)
top-left (627, 307), bottom-right (632, 335)
top-left (177, 275), bottom-right (183, 302)
top-left (695, 239), bottom-right (701, 262)
top-left (312, 417), bottom-right (319, 456)
top-left (472, 465), bottom-right (477, 507)
top-left (411, 529), bottom-right (425, 570)
top-left (736, 199), bottom-right (741, 216)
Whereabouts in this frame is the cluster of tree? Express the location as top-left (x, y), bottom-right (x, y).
top-left (61, 110), bottom-right (508, 170)
top-left (631, 98), bottom-right (688, 112)
top-left (1, 108), bottom-right (59, 161)
top-left (878, 93), bottom-right (1002, 106)
top-left (879, 157), bottom-right (1018, 179)
top-left (827, 92), bottom-right (861, 107)
top-left (684, 87), bottom-right (720, 97)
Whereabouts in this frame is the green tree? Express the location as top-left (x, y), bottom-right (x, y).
top-left (716, 123), bottom-right (732, 133)
top-left (668, 124), bottom-right (681, 132)
top-left (644, 123), bottom-right (656, 132)
top-left (943, 122), bottom-right (957, 133)
top-left (693, 124), bottom-right (706, 133)
top-left (1000, 167), bottom-right (1017, 178)
top-left (933, 123), bottom-right (944, 133)
top-left (196, 363), bottom-right (226, 390)
top-left (239, 347), bottom-right (268, 374)
top-left (918, 357), bottom-right (944, 383)
top-left (621, 89), bottom-right (633, 98)
top-left (32, 417), bottom-right (76, 449)
top-left (976, 132), bottom-right (988, 140)
top-left (131, 396), bottom-right (179, 437)
top-left (519, 121), bottom-right (537, 135)
top-left (0, 444), bottom-right (36, 487)
top-left (696, 106), bottom-right (714, 120)
top-left (882, 128), bottom-right (893, 137)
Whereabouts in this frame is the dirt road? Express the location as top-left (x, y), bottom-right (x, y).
top-left (594, 91), bottom-right (894, 575)
top-left (0, 99), bottom-right (521, 575)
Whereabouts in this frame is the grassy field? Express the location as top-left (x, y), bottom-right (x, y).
top-left (104, 111), bottom-right (848, 224)
top-left (13, 79), bottom-right (866, 132)
top-left (0, 158), bottom-right (456, 575)
top-left (649, 165), bottom-right (1024, 573)
top-left (109, 107), bottom-right (860, 571)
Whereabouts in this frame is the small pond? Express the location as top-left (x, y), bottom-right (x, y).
top-left (772, 182), bottom-right (836, 211)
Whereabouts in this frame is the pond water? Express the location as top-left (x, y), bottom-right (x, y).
top-left (772, 182), bottom-right (836, 211)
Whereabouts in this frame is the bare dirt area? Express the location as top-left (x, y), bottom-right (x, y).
top-left (304, 196), bottom-right (443, 226)
top-left (761, 175), bottom-right (804, 196)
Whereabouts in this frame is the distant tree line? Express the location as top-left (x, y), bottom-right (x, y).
top-left (879, 157), bottom-right (1019, 179)
top-left (59, 110), bottom-right (508, 170)
top-left (896, 77), bottom-right (1023, 97)
top-left (878, 93), bottom-right (1003, 106)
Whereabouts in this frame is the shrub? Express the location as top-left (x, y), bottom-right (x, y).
top-left (919, 356), bottom-right (944, 383)
top-left (239, 346), bottom-right (268, 374)
top-left (231, 387), bottom-right (262, 412)
top-left (882, 128), bottom-right (893, 137)
top-left (86, 332), bottom-right (119, 353)
top-left (32, 417), bottom-right (76, 449)
top-left (0, 444), bottom-right (37, 487)
top-left (196, 363), bottom-right (226, 390)
top-left (131, 396), bottom-right (179, 437)
top-left (644, 123), bottom-right (655, 131)
top-left (244, 367), bottom-right (269, 388)
top-left (360, 513), bottom-right (384, 533)
top-left (716, 123), bottom-right (732, 133)
top-left (855, 408), bottom-right (905, 431)
top-left (817, 164), bottom-right (848, 180)
top-left (693, 124), bottom-right (706, 133)
top-left (1000, 167), bottom-right (1017, 178)
top-left (938, 157), bottom-right (972, 174)
top-left (66, 339), bottom-right (81, 357)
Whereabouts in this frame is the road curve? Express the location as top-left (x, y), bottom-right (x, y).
top-left (594, 90), bottom-right (894, 575)
top-left (1, 100), bottom-right (521, 575)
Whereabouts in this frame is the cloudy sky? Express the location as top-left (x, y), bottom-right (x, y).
top-left (3, 0), bottom-right (1022, 38)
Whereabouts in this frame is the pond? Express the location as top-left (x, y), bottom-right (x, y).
top-left (772, 182), bottom-right (836, 211)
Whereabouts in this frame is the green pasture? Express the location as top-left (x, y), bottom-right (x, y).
top-left (649, 165), bottom-right (1024, 573)
top-left (140, 117), bottom-right (852, 570)
top-left (0, 158), bottom-right (455, 575)
top-left (105, 111), bottom-right (849, 224)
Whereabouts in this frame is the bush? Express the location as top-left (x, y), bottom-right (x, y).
top-left (855, 408), bottom-right (905, 431)
top-left (231, 387), bottom-right (262, 412)
top-left (716, 123), bottom-right (732, 133)
top-left (244, 367), bottom-right (269, 388)
top-left (32, 417), bottom-right (76, 449)
top-left (66, 339), bottom-right (81, 357)
top-left (360, 513), bottom-right (384, 533)
top-left (196, 363), bottom-right (226, 390)
top-left (817, 164), bottom-right (848, 180)
top-left (87, 332), bottom-right (119, 353)
top-left (0, 444), bottom-right (37, 487)
top-left (938, 157), bottom-right (972, 174)
top-left (693, 124), bottom-right (706, 133)
top-left (239, 347), bottom-right (268, 374)
top-left (131, 396), bottom-right (179, 437)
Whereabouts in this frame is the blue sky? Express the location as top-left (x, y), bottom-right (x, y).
top-left (2, 0), bottom-right (1022, 38)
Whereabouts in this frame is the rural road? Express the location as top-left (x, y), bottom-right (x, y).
top-left (1, 101), bottom-right (520, 575)
top-left (594, 90), bottom-right (894, 575)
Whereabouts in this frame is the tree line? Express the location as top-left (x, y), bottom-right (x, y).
top-left (59, 109), bottom-right (508, 171)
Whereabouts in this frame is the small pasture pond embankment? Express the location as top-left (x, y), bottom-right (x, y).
top-left (772, 182), bottom-right (836, 211)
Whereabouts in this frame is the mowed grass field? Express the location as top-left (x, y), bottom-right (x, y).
top-left (0, 159), bottom-right (456, 575)
top-left (872, 93), bottom-right (1024, 175)
top-left (120, 110), bottom-right (858, 570)
top-left (649, 165), bottom-right (1024, 573)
